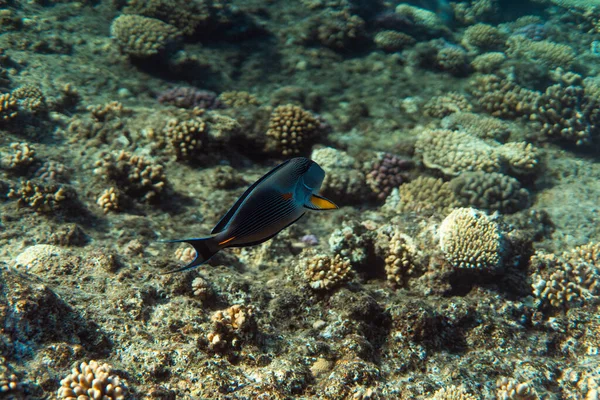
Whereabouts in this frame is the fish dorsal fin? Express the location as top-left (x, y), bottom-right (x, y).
top-left (211, 159), bottom-right (291, 234)
top-left (304, 194), bottom-right (338, 210)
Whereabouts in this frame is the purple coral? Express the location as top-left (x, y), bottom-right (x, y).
top-left (366, 153), bottom-right (413, 200)
top-left (157, 87), bottom-right (223, 109)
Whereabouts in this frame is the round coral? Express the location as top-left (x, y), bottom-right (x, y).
top-left (439, 207), bottom-right (504, 271)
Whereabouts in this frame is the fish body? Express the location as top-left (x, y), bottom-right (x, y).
top-left (163, 157), bottom-right (337, 273)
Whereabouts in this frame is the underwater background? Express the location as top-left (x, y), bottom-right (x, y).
top-left (1, 0), bottom-right (600, 398)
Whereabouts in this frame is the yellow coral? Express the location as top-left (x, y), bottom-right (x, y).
top-left (396, 176), bottom-right (460, 215)
top-left (163, 117), bottom-right (207, 160)
top-left (429, 384), bottom-right (479, 400)
top-left (415, 129), bottom-right (502, 176)
top-left (496, 377), bottom-right (537, 400)
top-left (531, 244), bottom-right (600, 308)
top-left (384, 231), bottom-right (418, 288)
top-left (304, 253), bottom-right (353, 290)
top-left (267, 104), bottom-right (319, 156)
top-left (439, 208), bottom-right (504, 270)
top-left (96, 187), bottom-right (121, 214)
top-left (57, 360), bottom-right (126, 400)
top-left (0, 92), bottom-right (17, 122)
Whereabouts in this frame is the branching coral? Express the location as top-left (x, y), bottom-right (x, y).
top-left (157, 87), bottom-right (222, 110)
top-left (506, 37), bottom-right (575, 70)
top-left (384, 231), bottom-right (419, 288)
top-left (462, 23), bottom-right (506, 51)
top-left (12, 85), bottom-right (46, 115)
top-left (439, 207), bottom-right (505, 271)
top-left (96, 187), bottom-right (121, 214)
top-left (8, 180), bottom-right (76, 214)
top-left (1, 142), bottom-right (36, 173)
top-left (110, 14), bottom-right (180, 57)
top-left (470, 74), bottom-right (541, 119)
top-left (530, 243), bottom-right (600, 309)
top-left (207, 305), bottom-right (256, 351)
top-left (303, 252), bottom-right (353, 290)
top-left (57, 360), bottom-right (126, 400)
top-left (94, 151), bottom-right (166, 202)
top-left (532, 83), bottom-right (600, 145)
top-left (0, 92), bottom-right (18, 122)
top-left (267, 104), bottom-right (320, 156)
top-left (163, 117), bottom-right (208, 160)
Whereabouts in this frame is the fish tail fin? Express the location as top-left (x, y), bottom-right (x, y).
top-left (160, 237), bottom-right (219, 274)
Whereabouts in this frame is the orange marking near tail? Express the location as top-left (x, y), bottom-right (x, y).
top-left (282, 192), bottom-right (293, 201)
top-left (219, 236), bottom-right (236, 245)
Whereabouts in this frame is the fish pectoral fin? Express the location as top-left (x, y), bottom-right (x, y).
top-left (304, 194), bottom-right (338, 210)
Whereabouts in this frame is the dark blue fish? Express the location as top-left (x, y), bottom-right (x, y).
top-left (163, 157), bottom-right (338, 273)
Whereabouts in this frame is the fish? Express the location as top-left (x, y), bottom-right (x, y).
top-left (162, 157), bottom-right (338, 273)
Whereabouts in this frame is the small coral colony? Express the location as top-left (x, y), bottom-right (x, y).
top-left (1, 0), bottom-right (600, 398)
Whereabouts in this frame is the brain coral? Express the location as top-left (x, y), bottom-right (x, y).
top-left (449, 171), bottom-right (530, 214)
top-left (110, 14), bottom-right (180, 57)
top-left (124, 0), bottom-right (213, 36)
top-left (415, 129), bottom-right (502, 176)
top-left (439, 207), bottom-right (504, 271)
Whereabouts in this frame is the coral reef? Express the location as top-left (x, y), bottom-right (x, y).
top-left (57, 360), bottom-right (126, 400)
top-left (439, 207), bottom-right (505, 271)
top-left (311, 147), bottom-right (369, 204)
top-left (423, 93), bottom-right (473, 118)
top-left (110, 14), bottom-right (181, 58)
top-left (8, 180), bottom-right (76, 214)
top-left (96, 187), bottom-right (121, 214)
top-left (415, 129), bottom-right (502, 176)
top-left (267, 104), bottom-right (320, 156)
top-left (532, 83), bottom-right (600, 145)
top-left (365, 152), bottom-right (412, 201)
top-left (441, 112), bottom-right (511, 142)
top-left (449, 171), bottom-right (530, 213)
top-left (207, 305), bottom-right (256, 351)
top-left (302, 252), bottom-right (353, 290)
top-left (94, 151), bottom-right (166, 202)
top-left (157, 87), bottom-right (222, 110)
top-left (530, 243), bottom-right (600, 309)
